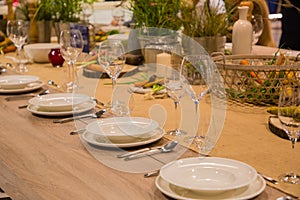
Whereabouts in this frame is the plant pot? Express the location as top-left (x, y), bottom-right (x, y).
top-left (54, 22), bottom-right (70, 41)
top-left (37, 20), bottom-right (52, 43)
top-left (194, 36), bottom-right (226, 54)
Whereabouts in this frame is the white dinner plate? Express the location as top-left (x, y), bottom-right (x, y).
top-left (155, 174), bottom-right (266, 200)
top-left (160, 157), bottom-right (257, 194)
top-left (29, 93), bottom-right (91, 112)
top-left (27, 100), bottom-right (95, 116)
top-left (129, 86), bottom-right (166, 94)
top-left (0, 75), bottom-right (39, 89)
top-left (81, 128), bottom-right (165, 148)
top-left (86, 117), bottom-right (159, 139)
top-left (0, 80), bottom-right (44, 94)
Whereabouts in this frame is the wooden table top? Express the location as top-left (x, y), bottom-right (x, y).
top-left (0, 46), bottom-right (299, 200)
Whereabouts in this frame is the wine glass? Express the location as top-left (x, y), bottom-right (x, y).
top-left (164, 64), bottom-right (186, 136)
top-left (6, 20), bottom-right (29, 72)
top-left (112, 7), bottom-right (125, 31)
top-left (277, 86), bottom-right (300, 184)
top-left (82, 3), bottom-right (94, 23)
top-left (251, 15), bottom-right (264, 45)
top-left (97, 40), bottom-right (125, 108)
top-left (59, 29), bottom-right (84, 93)
top-left (181, 55), bottom-right (211, 113)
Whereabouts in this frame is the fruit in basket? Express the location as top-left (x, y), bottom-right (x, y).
top-left (95, 29), bottom-right (120, 42)
top-left (0, 37), bottom-right (16, 54)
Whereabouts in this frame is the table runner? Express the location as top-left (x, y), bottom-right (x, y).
top-left (1, 51), bottom-right (300, 198)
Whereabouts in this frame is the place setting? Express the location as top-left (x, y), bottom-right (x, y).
top-left (80, 116), bottom-right (166, 148)
top-left (154, 156), bottom-right (266, 200)
top-left (24, 93), bottom-right (97, 117)
top-left (0, 74), bottom-right (44, 94)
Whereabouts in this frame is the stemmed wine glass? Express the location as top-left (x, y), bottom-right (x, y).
top-left (277, 86), bottom-right (300, 184)
top-left (112, 7), bottom-right (125, 31)
top-left (59, 29), bottom-right (84, 93)
top-left (251, 15), bottom-right (264, 45)
top-left (98, 40), bottom-right (125, 108)
top-left (181, 55), bottom-right (211, 113)
top-left (6, 20), bottom-right (29, 72)
top-left (164, 64), bottom-right (186, 136)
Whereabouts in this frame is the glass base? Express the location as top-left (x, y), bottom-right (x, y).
top-left (167, 129), bottom-right (186, 136)
top-left (279, 172), bottom-right (300, 184)
top-left (15, 64), bottom-right (28, 73)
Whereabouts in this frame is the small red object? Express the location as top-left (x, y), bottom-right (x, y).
top-left (48, 48), bottom-right (65, 68)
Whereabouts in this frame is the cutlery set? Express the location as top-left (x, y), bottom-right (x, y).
top-left (53, 109), bottom-right (106, 123)
top-left (117, 141), bottom-right (178, 161)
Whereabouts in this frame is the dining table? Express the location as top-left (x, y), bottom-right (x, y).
top-left (0, 44), bottom-right (300, 200)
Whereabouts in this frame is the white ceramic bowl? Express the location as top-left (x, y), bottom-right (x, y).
top-left (24, 43), bottom-right (60, 63)
top-left (0, 75), bottom-right (39, 89)
top-left (85, 117), bottom-right (159, 142)
top-left (29, 93), bottom-right (91, 112)
top-left (160, 157), bottom-right (257, 194)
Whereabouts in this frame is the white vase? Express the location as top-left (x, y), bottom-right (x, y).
top-left (232, 6), bottom-right (252, 55)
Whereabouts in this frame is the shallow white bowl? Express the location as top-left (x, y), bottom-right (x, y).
top-left (85, 117), bottom-right (159, 142)
top-left (24, 43), bottom-right (60, 63)
top-left (160, 157), bottom-right (257, 194)
top-left (0, 75), bottom-right (39, 89)
top-left (29, 93), bottom-right (91, 112)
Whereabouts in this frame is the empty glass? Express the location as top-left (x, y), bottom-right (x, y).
top-left (6, 20), bottom-right (29, 72)
top-left (277, 86), bottom-right (300, 184)
top-left (251, 15), bottom-right (264, 45)
top-left (181, 55), bottom-right (211, 113)
top-left (164, 65), bottom-right (186, 136)
top-left (59, 29), bottom-right (84, 92)
top-left (98, 40), bottom-right (126, 108)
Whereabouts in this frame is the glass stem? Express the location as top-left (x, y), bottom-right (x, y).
top-left (194, 100), bottom-right (199, 113)
top-left (174, 101), bottom-right (180, 130)
top-left (290, 137), bottom-right (297, 149)
top-left (111, 77), bottom-right (117, 106)
top-left (66, 61), bottom-right (76, 92)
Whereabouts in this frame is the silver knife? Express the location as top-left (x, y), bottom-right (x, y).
top-left (124, 141), bottom-right (178, 161)
top-left (53, 109), bottom-right (106, 123)
top-left (117, 145), bottom-right (164, 158)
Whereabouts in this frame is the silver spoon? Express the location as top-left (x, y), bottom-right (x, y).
top-left (53, 109), bottom-right (106, 123)
top-left (48, 80), bottom-right (60, 88)
top-left (124, 140), bottom-right (178, 161)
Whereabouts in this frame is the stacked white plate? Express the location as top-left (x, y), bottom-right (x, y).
top-left (0, 75), bottom-right (44, 93)
top-left (156, 157), bottom-right (266, 200)
top-left (27, 93), bottom-right (95, 116)
top-left (82, 117), bottom-right (165, 148)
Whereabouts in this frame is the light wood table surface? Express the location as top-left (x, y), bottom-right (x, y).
top-left (0, 46), bottom-right (300, 200)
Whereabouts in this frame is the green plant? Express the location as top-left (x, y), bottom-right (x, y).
top-left (34, 0), bottom-right (54, 21)
top-left (180, 0), bottom-right (230, 37)
top-left (16, 0), bottom-right (97, 22)
top-left (127, 0), bottom-right (181, 30)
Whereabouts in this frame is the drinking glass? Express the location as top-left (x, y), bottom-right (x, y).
top-left (181, 55), bottom-right (211, 113)
top-left (6, 20), bottom-right (29, 72)
top-left (164, 65), bottom-right (186, 136)
top-left (277, 86), bottom-right (300, 184)
top-left (59, 29), bottom-right (84, 93)
top-left (112, 7), bottom-right (125, 31)
top-left (97, 40), bottom-right (125, 107)
top-left (251, 15), bottom-right (264, 45)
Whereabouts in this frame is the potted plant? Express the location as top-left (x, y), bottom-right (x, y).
top-left (180, 0), bottom-right (232, 54)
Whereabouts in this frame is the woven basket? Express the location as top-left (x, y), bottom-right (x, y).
top-left (213, 54), bottom-right (300, 105)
